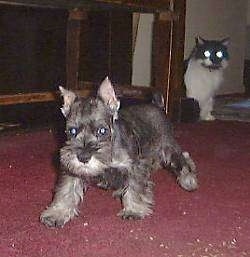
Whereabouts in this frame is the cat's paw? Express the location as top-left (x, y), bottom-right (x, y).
top-left (201, 113), bottom-right (215, 121)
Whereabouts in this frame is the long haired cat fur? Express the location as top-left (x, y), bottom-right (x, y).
top-left (184, 36), bottom-right (229, 121)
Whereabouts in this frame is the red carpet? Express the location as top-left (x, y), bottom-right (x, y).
top-left (0, 121), bottom-right (249, 257)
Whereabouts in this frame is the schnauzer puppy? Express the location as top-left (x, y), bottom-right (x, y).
top-left (40, 77), bottom-right (198, 227)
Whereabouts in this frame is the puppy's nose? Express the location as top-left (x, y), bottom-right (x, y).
top-left (76, 143), bottom-right (98, 163)
top-left (77, 152), bottom-right (91, 164)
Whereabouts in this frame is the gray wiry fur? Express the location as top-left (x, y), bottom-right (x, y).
top-left (40, 77), bottom-right (198, 227)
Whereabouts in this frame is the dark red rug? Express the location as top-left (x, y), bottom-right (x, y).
top-left (0, 121), bottom-right (249, 257)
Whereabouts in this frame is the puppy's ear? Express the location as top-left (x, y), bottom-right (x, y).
top-left (59, 86), bottom-right (76, 117)
top-left (98, 77), bottom-right (120, 112)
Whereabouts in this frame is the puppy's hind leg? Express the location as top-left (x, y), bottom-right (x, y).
top-left (40, 175), bottom-right (85, 228)
top-left (163, 147), bottom-right (198, 191)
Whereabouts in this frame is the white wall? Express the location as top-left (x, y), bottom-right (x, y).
top-left (132, 14), bottom-right (153, 86)
top-left (185, 0), bottom-right (247, 94)
top-left (247, 0), bottom-right (250, 25)
top-left (245, 0), bottom-right (250, 59)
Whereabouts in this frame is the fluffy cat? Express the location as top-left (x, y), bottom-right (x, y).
top-left (184, 36), bottom-right (229, 120)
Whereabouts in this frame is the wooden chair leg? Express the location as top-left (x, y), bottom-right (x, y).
top-left (168, 0), bottom-right (186, 120)
top-left (66, 9), bottom-right (87, 90)
top-left (152, 0), bottom-right (186, 120)
top-left (151, 13), bottom-right (173, 114)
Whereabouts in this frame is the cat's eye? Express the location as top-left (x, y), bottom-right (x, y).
top-left (97, 127), bottom-right (109, 137)
top-left (216, 51), bottom-right (223, 58)
top-left (68, 127), bottom-right (78, 137)
top-left (204, 50), bottom-right (211, 58)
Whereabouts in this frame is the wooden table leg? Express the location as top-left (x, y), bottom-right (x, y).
top-left (66, 9), bottom-right (87, 90)
top-left (152, 12), bottom-right (173, 114)
top-left (152, 0), bottom-right (186, 120)
top-left (168, 0), bottom-right (186, 120)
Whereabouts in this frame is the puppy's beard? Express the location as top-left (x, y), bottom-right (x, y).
top-left (60, 149), bottom-right (107, 177)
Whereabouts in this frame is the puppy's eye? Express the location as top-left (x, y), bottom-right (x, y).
top-left (68, 127), bottom-right (78, 137)
top-left (97, 127), bottom-right (109, 136)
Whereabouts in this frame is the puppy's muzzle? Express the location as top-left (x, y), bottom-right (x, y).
top-left (75, 144), bottom-right (99, 164)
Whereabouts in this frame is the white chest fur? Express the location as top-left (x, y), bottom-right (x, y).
top-left (184, 59), bottom-right (223, 103)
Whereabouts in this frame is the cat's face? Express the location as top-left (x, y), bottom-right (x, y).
top-left (194, 36), bottom-right (229, 70)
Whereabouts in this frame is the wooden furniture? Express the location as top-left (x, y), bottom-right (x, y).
top-left (0, 0), bottom-right (185, 119)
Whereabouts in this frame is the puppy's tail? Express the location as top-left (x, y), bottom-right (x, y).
top-left (152, 92), bottom-right (165, 110)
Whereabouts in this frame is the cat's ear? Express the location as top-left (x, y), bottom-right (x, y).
top-left (196, 36), bottom-right (206, 46)
top-left (59, 86), bottom-right (76, 117)
top-left (98, 76), bottom-right (120, 112)
top-left (221, 37), bottom-right (230, 47)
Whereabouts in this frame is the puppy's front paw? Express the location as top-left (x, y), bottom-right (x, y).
top-left (117, 209), bottom-right (143, 220)
top-left (40, 207), bottom-right (72, 228)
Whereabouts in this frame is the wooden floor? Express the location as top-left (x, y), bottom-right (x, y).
top-left (213, 95), bottom-right (250, 122)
